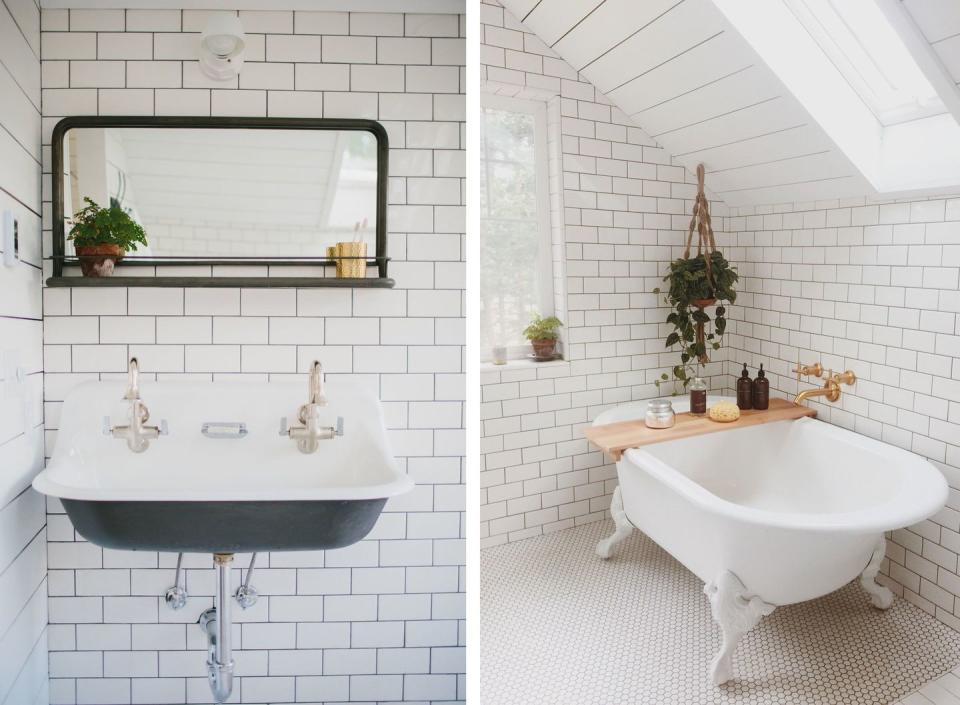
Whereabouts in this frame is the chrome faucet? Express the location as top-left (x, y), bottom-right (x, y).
top-left (281, 361), bottom-right (343, 454)
top-left (125, 356), bottom-right (141, 400)
top-left (308, 358), bottom-right (327, 407)
top-left (105, 358), bottom-right (167, 453)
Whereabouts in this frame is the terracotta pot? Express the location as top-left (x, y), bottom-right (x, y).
top-left (530, 338), bottom-right (557, 360)
top-left (691, 297), bottom-right (717, 309)
top-left (76, 244), bottom-right (122, 277)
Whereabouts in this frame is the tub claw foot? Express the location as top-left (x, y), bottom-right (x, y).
top-left (705, 571), bottom-right (775, 686)
top-left (597, 486), bottom-right (633, 559)
top-left (860, 536), bottom-right (894, 610)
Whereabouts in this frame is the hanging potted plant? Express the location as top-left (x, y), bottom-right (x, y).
top-left (68, 197), bottom-right (148, 277)
top-left (654, 164), bottom-right (738, 390)
top-left (523, 314), bottom-right (563, 361)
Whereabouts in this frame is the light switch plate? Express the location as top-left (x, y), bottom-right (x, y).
top-left (1, 349), bottom-right (23, 398)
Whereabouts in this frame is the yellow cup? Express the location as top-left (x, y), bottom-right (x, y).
top-left (335, 241), bottom-right (367, 278)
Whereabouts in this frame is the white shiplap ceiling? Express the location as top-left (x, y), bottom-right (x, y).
top-left (902, 0), bottom-right (960, 88)
top-left (499, 0), bottom-right (960, 207)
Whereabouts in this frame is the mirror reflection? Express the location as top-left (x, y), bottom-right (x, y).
top-left (62, 127), bottom-right (378, 259)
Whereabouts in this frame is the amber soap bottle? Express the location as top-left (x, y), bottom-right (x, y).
top-left (736, 363), bottom-right (753, 410)
top-left (752, 364), bottom-right (770, 410)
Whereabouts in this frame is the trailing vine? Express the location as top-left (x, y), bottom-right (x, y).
top-left (654, 165), bottom-right (738, 391)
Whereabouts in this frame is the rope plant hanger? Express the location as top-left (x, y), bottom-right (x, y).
top-left (654, 163), bottom-right (738, 390)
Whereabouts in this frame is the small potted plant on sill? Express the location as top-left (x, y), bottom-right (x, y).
top-left (68, 197), bottom-right (148, 277)
top-left (523, 314), bottom-right (563, 361)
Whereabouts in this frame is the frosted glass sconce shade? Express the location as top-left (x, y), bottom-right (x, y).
top-left (199, 13), bottom-right (246, 81)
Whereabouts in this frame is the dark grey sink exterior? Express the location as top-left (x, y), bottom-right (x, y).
top-left (61, 498), bottom-right (387, 553)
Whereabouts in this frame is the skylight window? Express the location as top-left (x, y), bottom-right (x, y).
top-left (713, 0), bottom-right (960, 195)
top-left (784, 0), bottom-right (943, 125)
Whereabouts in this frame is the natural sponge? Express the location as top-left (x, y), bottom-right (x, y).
top-left (708, 401), bottom-right (741, 423)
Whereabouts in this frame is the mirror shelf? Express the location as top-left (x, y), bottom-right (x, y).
top-left (46, 276), bottom-right (395, 288)
top-left (51, 115), bottom-right (390, 288)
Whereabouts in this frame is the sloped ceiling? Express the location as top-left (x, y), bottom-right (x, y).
top-left (499, 0), bottom-right (960, 207)
top-left (902, 0), bottom-right (960, 87)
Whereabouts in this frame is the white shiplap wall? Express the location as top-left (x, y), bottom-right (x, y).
top-left (479, 0), bottom-right (729, 548)
top-left (725, 195), bottom-right (960, 635)
top-left (0, 1), bottom-right (49, 705)
top-left (40, 8), bottom-right (465, 704)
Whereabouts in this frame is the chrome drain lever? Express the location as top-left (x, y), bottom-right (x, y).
top-left (164, 552), bottom-right (187, 610)
top-left (235, 552), bottom-right (258, 609)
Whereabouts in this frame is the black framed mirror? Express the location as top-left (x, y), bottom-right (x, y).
top-left (50, 116), bottom-right (391, 287)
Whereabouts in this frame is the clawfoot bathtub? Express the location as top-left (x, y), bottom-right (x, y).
top-left (593, 396), bottom-right (947, 685)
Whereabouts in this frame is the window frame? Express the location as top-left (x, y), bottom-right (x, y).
top-left (782, 0), bottom-right (943, 126)
top-left (479, 93), bottom-right (556, 362)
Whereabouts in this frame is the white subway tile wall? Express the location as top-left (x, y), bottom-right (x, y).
top-left (0, 1), bottom-right (49, 704)
top-left (478, 0), bottom-right (728, 548)
top-left (725, 197), bottom-right (960, 635)
top-left (41, 9), bottom-right (464, 704)
top-left (479, 1), bottom-right (960, 642)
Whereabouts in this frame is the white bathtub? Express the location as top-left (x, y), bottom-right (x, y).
top-left (592, 395), bottom-right (948, 685)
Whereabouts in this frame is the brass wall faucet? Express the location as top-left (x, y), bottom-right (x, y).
top-left (794, 366), bottom-right (857, 405)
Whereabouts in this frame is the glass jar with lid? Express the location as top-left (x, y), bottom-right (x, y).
top-left (645, 398), bottom-right (676, 429)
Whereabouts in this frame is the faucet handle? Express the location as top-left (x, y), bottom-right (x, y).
top-left (102, 415), bottom-right (112, 436)
top-left (158, 419), bottom-right (169, 436)
top-left (279, 417), bottom-right (289, 436)
top-left (792, 362), bottom-right (823, 378)
top-left (335, 416), bottom-right (344, 437)
top-left (833, 370), bottom-right (856, 385)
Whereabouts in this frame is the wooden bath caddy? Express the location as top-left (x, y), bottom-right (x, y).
top-left (585, 398), bottom-right (817, 461)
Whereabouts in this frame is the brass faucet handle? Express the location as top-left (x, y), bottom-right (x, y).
top-left (833, 370), bottom-right (856, 385)
top-left (792, 362), bottom-right (823, 378)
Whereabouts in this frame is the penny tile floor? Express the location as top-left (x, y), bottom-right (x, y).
top-left (481, 520), bottom-right (960, 704)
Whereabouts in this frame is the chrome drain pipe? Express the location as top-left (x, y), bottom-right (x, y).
top-left (199, 553), bottom-right (235, 703)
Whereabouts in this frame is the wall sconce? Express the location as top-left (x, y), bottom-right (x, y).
top-left (199, 13), bottom-right (246, 81)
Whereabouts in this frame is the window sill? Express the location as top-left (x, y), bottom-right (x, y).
top-left (481, 358), bottom-right (567, 370)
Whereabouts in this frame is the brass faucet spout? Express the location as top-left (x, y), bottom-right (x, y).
top-left (794, 385), bottom-right (836, 405)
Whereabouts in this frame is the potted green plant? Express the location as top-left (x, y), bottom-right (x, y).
top-left (654, 165), bottom-right (738, 390)
top-left (523, 314), bottom-right (563, 360)
top-left (68, 197), bottom-right (148, 277)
